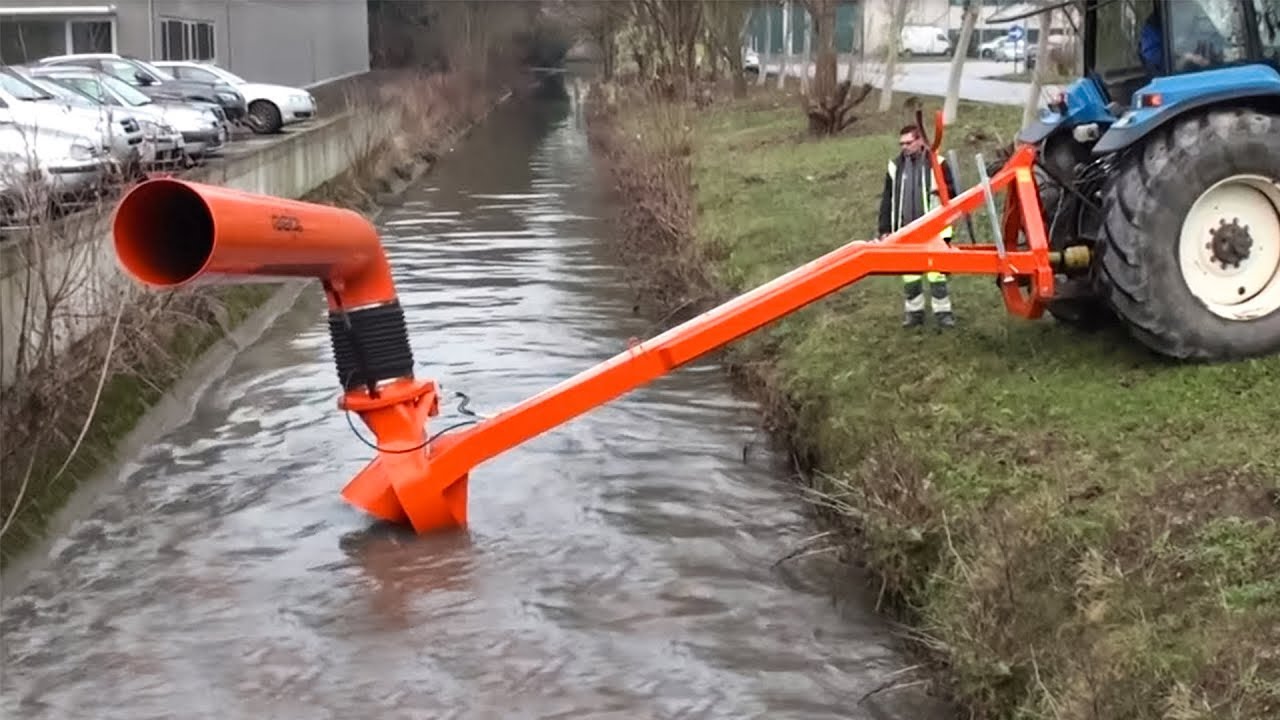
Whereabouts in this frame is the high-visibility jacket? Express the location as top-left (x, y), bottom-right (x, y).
top-left (877, 151), bottom-right (958, 240)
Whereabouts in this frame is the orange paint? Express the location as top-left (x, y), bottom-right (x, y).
top-left (112, 177), bottom-right (397, 310)
top-left (110, 144), bottom-right (1056, 535)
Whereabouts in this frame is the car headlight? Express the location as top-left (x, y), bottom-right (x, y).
top-left (292, 93), bottom-right (310, 104)
top-left (69, 138), bottom-right (98, 161)
top-left (202, 109), bottom-right (220, 125)
top-left (217, 92), bottom-right (239, 105)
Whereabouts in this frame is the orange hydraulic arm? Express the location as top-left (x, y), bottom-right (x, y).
top-left (111, 143), bottom-right (1058, 535)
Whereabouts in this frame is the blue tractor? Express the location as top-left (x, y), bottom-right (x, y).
top-left (1017, 0), bottom-right (1280, 360)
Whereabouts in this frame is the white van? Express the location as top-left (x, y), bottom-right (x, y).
top-left (900, 25), bottom-right (952, 56)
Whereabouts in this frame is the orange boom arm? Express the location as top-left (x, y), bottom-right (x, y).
top-left (111, 145), bottom-right (1058, 534)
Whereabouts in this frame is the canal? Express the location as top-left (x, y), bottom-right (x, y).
top-left (1, 75), bottom-right (951, 719)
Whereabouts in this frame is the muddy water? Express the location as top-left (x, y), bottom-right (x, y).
top-left (1, 78), bottom-right (951, 720)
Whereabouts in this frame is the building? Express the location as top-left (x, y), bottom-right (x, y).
top-left (744, 0), bottom-right (1071, 59)
top-left (0, 1), bottom-right (369, 88)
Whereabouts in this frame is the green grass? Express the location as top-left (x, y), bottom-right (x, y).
top-left (601, 85), bottom-right (1280, 718)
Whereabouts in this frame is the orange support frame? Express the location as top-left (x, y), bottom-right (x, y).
top-left (110, 143), bottom-right (1052, 534)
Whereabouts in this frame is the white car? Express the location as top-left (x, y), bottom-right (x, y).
top-left (31, 67), bottom-right (229, 165)
top-left (153, 61), bottom-right (316, 134)
top-left (0, 66), bottom-right (137, 176)
top-left (10, 68), bottom-right (148, 177)
top-left (0, 123), bottom-right (108, 213)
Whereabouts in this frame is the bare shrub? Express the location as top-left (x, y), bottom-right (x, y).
top-left (585, 82), bottom-right (716, 320)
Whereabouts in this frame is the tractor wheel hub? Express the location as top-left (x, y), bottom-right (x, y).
top-left (1206, 218), bottom-right (1253, 269)
top-left (1178, 174), bottom-right (1280, 320)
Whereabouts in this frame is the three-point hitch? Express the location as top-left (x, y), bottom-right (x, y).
top-left (109, 116), bottom-right (1078, 534)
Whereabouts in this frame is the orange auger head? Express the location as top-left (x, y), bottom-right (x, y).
top-left (111, 178), bottom-right (469, 533)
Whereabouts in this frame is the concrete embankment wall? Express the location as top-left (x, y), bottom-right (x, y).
top-left (0, 106), bottom-right (397, 388)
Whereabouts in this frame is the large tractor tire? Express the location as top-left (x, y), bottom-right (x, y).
top-left (1098, 107), bottom-right (1280, 360)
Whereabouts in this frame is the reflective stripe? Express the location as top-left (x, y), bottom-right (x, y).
top-left (888, 154), bottom-right (953, 239)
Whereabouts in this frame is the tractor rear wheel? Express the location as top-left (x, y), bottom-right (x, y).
top-left (1097, 108), bottom-right (1280, 360)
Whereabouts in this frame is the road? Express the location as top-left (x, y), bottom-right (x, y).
top-left (757, 57), bottom-right (1065, 107)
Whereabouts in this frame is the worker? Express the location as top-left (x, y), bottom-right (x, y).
top-left (877, 124), bottom-right (958, 328)
top-left (1140, 4), bottom-right (1211, 75)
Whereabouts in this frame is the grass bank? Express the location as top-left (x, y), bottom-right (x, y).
top-left (0, 68), bottom-right (521, 570)
top-left (587, 82), bottom-right (1280, 719)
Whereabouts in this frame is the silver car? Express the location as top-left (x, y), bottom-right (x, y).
top-left (29, 67), bottom-right (229, 165)
top-left (0, 123), bottom-right (109, 216)
top-left (8, 66), bottom-right (147, 180)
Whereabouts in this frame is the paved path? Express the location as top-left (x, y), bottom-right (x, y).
top-left (757, 58), bottom-right (1064, 107)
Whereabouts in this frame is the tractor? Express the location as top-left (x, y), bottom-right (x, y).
top-left (1015, 0), bottom-right (1280, 360)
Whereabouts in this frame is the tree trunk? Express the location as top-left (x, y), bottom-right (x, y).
top-left (776, 0), bottom-right (790, 89)
top-left (878, 0), bottom-right (908, 113)
top-left (758, 0), bottom-right (772, 85)
top-left (811, 0), bottom-right (837, 100)
top-left (1023, 7), bottom-right (1057, 127)
top-left (943, 0), bottom-right (980, 123)
top-left (800, 6), bottom-right (812, 94)
top-left (844, 3), bottom-right (858, 82)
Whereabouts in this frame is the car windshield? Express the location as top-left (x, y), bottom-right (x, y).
top-left (0, 69), bottom-right (54, 101)
top-left (213, 66), bottom-right (246, 84)
top-left (100, 74), bottom-right (153, 105)
top-left (133, 59), bottom-right (175, 81)
top-left (29, 77), bottom-right (88, 103)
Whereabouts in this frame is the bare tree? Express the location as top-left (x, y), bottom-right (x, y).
top-left (704, 0), bottom-right (755, 98)
top-left (799, 4), bottom-right (812, 94)
top-left (561, 0), bottom-right (628, 81)
top-left (632, 0), bottom-right (705, 94)
top-left (878, 0), bottom-right (909, 112)
top-left (1023, 4), bottom-right (1059, 126)
top-left (757, 0), bottom-right (774, 86)
top-left (776, 0), bottom-right (791, 89)
top-left (943, 0), bottom-right (981, 123)
top-left (799, 0), bottom-right (873, 135)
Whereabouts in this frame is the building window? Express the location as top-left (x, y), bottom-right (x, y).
top-left (160, 18), bottom-right (215, 62)
top-left (0, 17), bottom-right (116, 63)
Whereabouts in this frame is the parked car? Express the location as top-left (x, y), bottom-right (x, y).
top-left (36, 53), bottom-right (247, 126)
top-left (19, 66), bottom-right (185, 169)
top-left (28, 66), bottom-right (227, 164)
top-left (0, 123), bottom-right (109, 213)
top-left (0, 66), bottom-right (137, 180)
top-left (994, 38), bottom-right (1028, 62)
top-left (3, 65), bottom-right (145, 181)
top-left (153, 60), bottom-right (316, 134)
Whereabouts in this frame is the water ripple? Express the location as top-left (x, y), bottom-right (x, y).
top-left (1, 81), bottom-right (949, 720)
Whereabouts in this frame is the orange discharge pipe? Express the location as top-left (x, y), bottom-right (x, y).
top-left (111, 146), bottom-right (1054, 535)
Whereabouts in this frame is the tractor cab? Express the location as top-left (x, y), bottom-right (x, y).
top-left (1021, 0), bottom-right (1280, 151)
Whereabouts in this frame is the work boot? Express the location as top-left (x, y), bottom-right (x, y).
top-left (935, 311), bottom-right (956, 328)
top-left (902, 310), bottom-right (925, 328)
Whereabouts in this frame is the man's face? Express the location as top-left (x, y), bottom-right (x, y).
top-left (900, 131), bottom-right (924, 156)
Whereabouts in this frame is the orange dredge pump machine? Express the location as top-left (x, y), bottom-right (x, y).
top-left (111, 112), bottom-right (1088, 534)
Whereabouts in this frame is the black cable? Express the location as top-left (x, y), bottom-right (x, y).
top-left (342, 408), bottom-right (478, 454)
